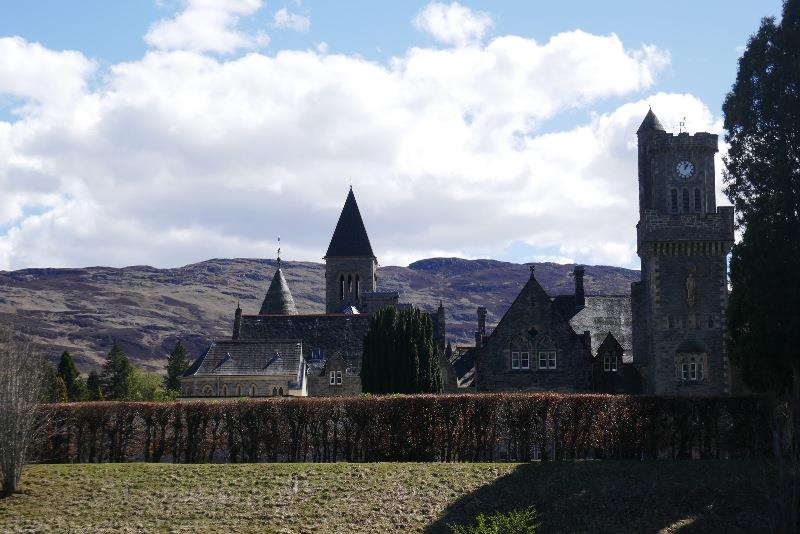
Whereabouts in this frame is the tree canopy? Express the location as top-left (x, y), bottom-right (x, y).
top-left (165, 340), bottom-right (190, 392)
top-left (101, 342), bottom-right (134, 400)
top-left (723, 0), bottom-right (800, 397)
top-left (361, 307), bottom-right (443, 394)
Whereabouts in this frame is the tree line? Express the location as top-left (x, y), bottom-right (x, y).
top-left (44, 341), bottom-right (190, 403)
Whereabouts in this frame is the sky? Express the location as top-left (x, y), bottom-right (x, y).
top-left (0, 1), bottom-right (784, 271)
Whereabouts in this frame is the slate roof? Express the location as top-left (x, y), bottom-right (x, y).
top-left (637, 109), bottom-right (666, 134)
top-left (184, 339), bottom-right (303, 376)
top-left (259, 268), bottom-right (297, 315)
top-left (324, 188), bottom-right (375, 258)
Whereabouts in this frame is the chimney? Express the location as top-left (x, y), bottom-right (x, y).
top-left (232, 301), bottom-right (242, 340)
top-left (574, 265), bottom-right (585, 309)
top-left (477, 306), bottom-right (487, 338)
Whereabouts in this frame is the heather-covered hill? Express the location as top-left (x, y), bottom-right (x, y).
top-left (0, 258), bottom-right (638, 371)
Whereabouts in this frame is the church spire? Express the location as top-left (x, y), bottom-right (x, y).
top-left (259, 242), bottom-right (297, 315)
top-left (324, 188), bottom-right (375, 259)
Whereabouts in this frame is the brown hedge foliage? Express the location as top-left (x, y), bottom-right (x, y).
top-left (35, 394), bottom-right (775, 464)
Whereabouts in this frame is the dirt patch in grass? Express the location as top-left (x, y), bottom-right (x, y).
top-left (0, 461), bottom-right (777, 533)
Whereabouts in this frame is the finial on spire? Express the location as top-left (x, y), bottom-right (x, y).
top-left (679, 116), bottom-right (686, 133)
top-left (236, 299), bottom-right (241, 310)
top-left (276, 235), bottom-right (281, 270)
top-left (529, 265), bottom-right (536, 278)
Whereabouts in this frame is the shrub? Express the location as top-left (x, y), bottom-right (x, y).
top-left (450, 507), bottom-right (539, 534)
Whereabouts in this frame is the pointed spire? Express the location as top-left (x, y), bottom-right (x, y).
top-left (637, 108), bottom-right (666, 134)
top-left (259, 252), bottom-right (297, 315)
top-left (324, 188), bottom-right (375, 258)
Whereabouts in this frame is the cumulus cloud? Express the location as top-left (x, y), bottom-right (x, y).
top-left (273, 8), bottom-right (310, 32)
top-left (0, 18), bottom-right (722, 272)
top-left (145, 0), bottom-right (268, 53)
top-left (413, 1), bottom-right (493, 47)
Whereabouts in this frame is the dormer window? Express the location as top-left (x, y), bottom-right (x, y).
top-left (603, 354), bottom-right (618, 372)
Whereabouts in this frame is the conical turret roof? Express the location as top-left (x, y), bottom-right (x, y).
top-left (324, 187), bottom-right (375, 258)
top-left (637, 108), bottom-right (666, 134)
top-left (259, 266), bottom-right (297, 315)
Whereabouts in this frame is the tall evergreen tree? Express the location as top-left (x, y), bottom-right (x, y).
top-left (56, 351), bottom-right (87, 401)
top-left (165, 340), bottom-right (190, 392)
top-left (86, 370), bottom-right (104, 401)
top-left (52, 376), bottom-right (69, 403)
top-left (361, 307), bottom-right (443, 394)
top-left (101, 341), bottom-right (134, 400)
top-left (723, 2), bottom-right (800, 529)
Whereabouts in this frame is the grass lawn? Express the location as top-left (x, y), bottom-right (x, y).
top-left (0, 460), bottom-right (779, 533)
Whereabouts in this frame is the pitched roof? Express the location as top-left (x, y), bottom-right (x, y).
top-left (324, 188), bottom-right (375, 258)
top-left (259, 268), bottom-right (297, 315)
top-left (184, 339), bottom-right (303, 377)
top-left (637, 108), bottom-right (666, 134)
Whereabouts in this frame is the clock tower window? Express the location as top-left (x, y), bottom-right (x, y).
top-left (682, 189), bottom-right (690, 213)
top-left (694, 189), bottom-right (702, 212)
top-left (671, 189), bottom-right (678, 214)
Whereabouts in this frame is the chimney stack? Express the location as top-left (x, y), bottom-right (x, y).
top-left (232, 301), bottom-right (243, 340)
top-left (477, 306), bottom-right (487, 338)
top-left (574, 265), bottom-right (585, 309)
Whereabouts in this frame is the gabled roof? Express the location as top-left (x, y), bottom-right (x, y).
top-left (637, 108), bottom-right (666, 134)
top-left (183, 339), bottom-right (303, 377)
top-left (259, 268), bottom-right (297, 315)
top-left (597, 332), bottom-right (623, 354)
top-left (324, 188), bottom-right (375, 258)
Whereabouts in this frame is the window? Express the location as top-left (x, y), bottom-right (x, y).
top-left (249, 384), bottom-right (257, 397)
top-left (538, 351), bottom-right (557, 369)
top-left (677, 354), bottom-right (706, 382)
top-left (202, 385), bottom-right (213, 396)
top-left (279, 387), bottom-right (284, 396)
top-left (694, 188), bottom-right (702, 212)
top-left (236, 385), bottom-right (242, 396)
top-left (330, 371), bottom-right (336, 385)
top-left (222, 385), bottom-right (228, 396)
top-left (355, 275), bottom-right (360, 299)
top-left (330, 371), bottom-right (343, 385)
top-left (671, 189), bottom-right (678, 214)
top-left (603, 354), bottom-right (618, 372)
top-left (339, 275), bottom-right (345, 301)
top-left (511, 351), bottom-right (520, 369)
top-left (272, 387), bottom-right (278, 396)
top-left (520, 352), bottom-right (530, 369)
top-left (347, 275), bottom-right (352, 295)
top-left (682, 188), bottom-right (690, 213)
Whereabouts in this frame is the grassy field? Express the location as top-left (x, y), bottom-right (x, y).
top-left (0, 460), bottom-right (779, 533)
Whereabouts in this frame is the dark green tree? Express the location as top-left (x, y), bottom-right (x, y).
top-left (101, 341), bottom-right (134, 400)
top-left (56, 351), bottom-right (87, 401)
top-left (86, 370), bottom-right (104, 401)
top-left (361, 307), bottom-right (442, 394)
top-left (723, 1), bottom-right (800, 529)
top-left (165, 340), bottom-right (190, 392)
top-left (52, 376), bottom-right (69, 403)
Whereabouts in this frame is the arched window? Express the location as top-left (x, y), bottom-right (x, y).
top-left (682, 188), bottom-right (690, 213)
top-left (347, 274), bottom-right (352, 296)
top-left (236, 384), bottom-right (242, 396)
top-left (202, 385), bottom-right (213, 396)
top-left (272, 387), bottom-right (278, 396)
top-left (671, 189), bottom-right (678, 214)
top-left (339, 275), bottom-right (345, 301)
top-left (355, 274), bottom-right (360, 300)
top-left (249, 384), bottom-right (257, 397)
top-left (222, 385), bottom-right (228, 396)
top-left (675, 353), bottom-right (707, 382)
top-left (694, 188), bottom-right (702, 212)
top-left (279, 387), bottom-right (284, 396)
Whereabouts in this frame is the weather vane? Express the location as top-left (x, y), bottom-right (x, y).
top-left (277, 236), bottom-right (281, 269)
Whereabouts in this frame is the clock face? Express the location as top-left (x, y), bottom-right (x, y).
top-left (676, 160), bottom-right (695, 179)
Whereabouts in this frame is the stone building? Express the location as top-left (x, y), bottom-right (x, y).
top-left (181, 187), bottom-right (450, 398)
top-left (631, 110), bottom-right (734, 395)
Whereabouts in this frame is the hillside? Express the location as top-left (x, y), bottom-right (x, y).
top-left (0, 258), bottom-right (638, 371)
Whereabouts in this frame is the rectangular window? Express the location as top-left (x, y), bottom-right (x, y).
top-left (603, 355), bottom-right (618, 372)
top-left (681, 363), bottom-right (689, 380)
top-left (539, 351), bottom-right (557, 369)
top-left (689, 363), bottom-right (697, 380)
top-left (694, 188), bottom-right (702, 212)
top-left (671, 189), bottom-right (678, 214)
top-left (682, 188), bottom-right (690, 213)
top-left (336, 371), bottom-right (342, 385)
top-left (520, 352), bottom-right (530, 369)
top-left (329, 371), bottom-right (336, 385)
top-left (511, 351), bottom-right (520, 369)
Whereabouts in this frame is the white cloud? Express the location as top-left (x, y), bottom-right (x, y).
top-left (413, 1), bottom-right (493, 47)
top-left (0, 25), bottom-right (718, 272)
top-left (273, 8), bottom-right (310, 32)
top-left (145, 0), bottom-right (268, 54)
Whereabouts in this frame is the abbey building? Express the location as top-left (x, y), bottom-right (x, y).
top-left (181, 110), bottom-right (734, 397)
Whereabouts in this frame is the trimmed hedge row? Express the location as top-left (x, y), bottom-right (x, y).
top-left (36, 394), bottom-right (774, 463)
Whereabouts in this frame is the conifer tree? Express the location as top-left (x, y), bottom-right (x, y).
top-left (101, 342), bottom-right (134, 400)
top-left (86, 370), bottom-right (104, 401)
top-left (165, 340), bottom-right (190, 392)
top-left (56, 351), bottom-right (87, 401)
top-left (52, 376), bottom-right (69, 403)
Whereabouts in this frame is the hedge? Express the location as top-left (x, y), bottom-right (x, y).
top-left (35, 394), bottom-right (775, 464)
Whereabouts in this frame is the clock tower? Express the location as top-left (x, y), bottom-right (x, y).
top-left (631, 109), bottom-right (735, 395)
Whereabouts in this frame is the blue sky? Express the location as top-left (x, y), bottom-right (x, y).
top-left (0, 1), bottom-right (785, 270)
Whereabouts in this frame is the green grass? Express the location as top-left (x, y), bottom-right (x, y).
top-left (0, 460), bottom-right (779, 533)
